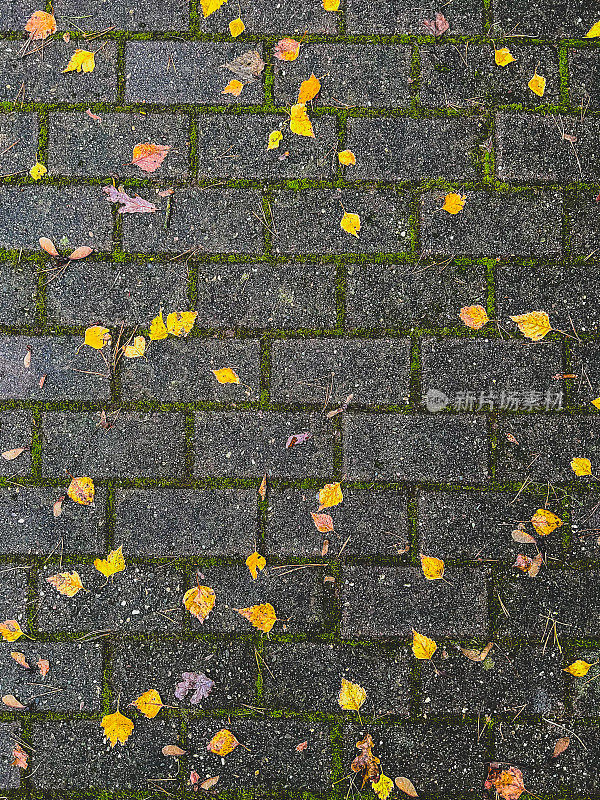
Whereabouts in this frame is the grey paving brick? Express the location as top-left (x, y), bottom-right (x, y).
top-left (495, 0), bottom-right (599, 38)
top-left (0, 410), bottom-right (31, 476)
top-left (569, 49), bottom-right (600, 110)
top-left (194, 411), bottom-right (334, 477)
top-left (262, 641), bottom-right (412, 714)
top-left (346, 0), bottom-right (483, 33)
top-left (346, 261), bottom-right (487, 329)
top-left (42, 411), bottom-right (186, 478)
top-left (0, 39), bottom-right (117, 103)
top-left (267, 487), bottom-right (409, 557)
top-left (270, 338), bottom-right (411, 405)
top-left (0, 186), bottom-right (112, 251)
top-left (273, 44), bottom-right (412, 108)
top-left (0, 570), bottom-right (28, 627)
top-left (121, 188), bottom-right (263, 254)
top-left (0, 485), bottom-right (106, 555)
top-left (570, 188), bottom-right (600, 257)
top-left (421, 190), bottom-right (563, 256)
top-left (0, 335), bottom-right (110, 400)
top-left (0, 641), bottom-right (102, 710)
top-left (0, 1), bottom-right (38, 29)
top-left (48, 113), bottom-right (190, 178)
top-left (53, 0), bottom-right (188, 30)
top-left (344, 414), bottom-right (489, 481)
top-left (45, 260), bottom-right (189, 327)
top-left (271, 189), bottom-right (410, 255)
top-left (0, 723), bottom-right (20, 788)
top-left (195, 261), bottom-right (337, 330)
top-left (496, 416), bottom-right (600, 482)
top-left (196, 113), bottom-right (337, 178)
top-left (569, 494), bottom-right (600, 561)
top-left (115, 488), bottom-right (256, 556)
top-left (0, 261), bottom-right (37, 325)
top-left (120, 338), bottom-right (261, 401)
top-left (0, 113), bottom-right (38, 174)
top-left (194, 0), bottom-right (337, 33)
top-left (31, 718), bottom-right (181, 789)
top-left (572, 343), bottom-right (600, 406)
top-left (346, 117), bottom-right (483, 180)
top-left (125, 42), bottom-right (265, 105)
top-left (420, 44), bottom-right (560, 108)
top-left (112, 638), bottom-right (256, 709)
top-left (37, 565), bottom-right (186, 632)
top-left (571, 647), bottom-right (600, 715)
top-left (341, 565), bottom-right (489, 638)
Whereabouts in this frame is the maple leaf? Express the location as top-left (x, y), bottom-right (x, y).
top-left (571, 457), bottom-right (592, 476)
top-left (341, 211), bottom-right (361, 237)
top-left (274, 38), bottom-right (301, 61)
top-left (586, 20), bottom-right (600, 37)
top-left (166, 311), bottom-right (197, 337)
top-left (63, 49), bottom-right (95, 73)
top-left (84, 325), bottom-right (110, 350)
top-left (11, 744), bottom-right (28, 769)
top-left (175, 671), bottom-right (215, 704)
top-left (130, 689), bottom-right (163, 719)
top-left (311, 512), bottom-right (334, 532)
top-left (318, 482), bottom-right (343, 510)
top-left (201, 0), bottom-right (227, 17)
top-left (528, 70), bottom-right (546, 97)
top-left (183, 585), bottom-right (216, 623)
top-left (229, 17), bottom-right (245, 36)
top-left (46, 570), bottom-right (84, 597)
top-left (131, 143), bottom-right (170, 173)
top-left (495, 47), bottom-right (515, 66)
top-left (101, 710), bottom-right (134, 747)
top-left (351, 734), bottom-right (380, 787)
top-left (222, 79), bottom-right (244, 96)
top-left (268, 130), bottom-right (283, 150)
top-left (298, 74), bottom-right (321, 103)
top-left (459, 304), bottom-right (489, 330)
top-left (412, 629), bottom-right (437, 660)
top-left (212, 367), bottom-right (240, 384)
top-left (29, 162), bottom-right (47, 180)
top-left (246, 551), bottom-right (266, 580)
top-left (67, 476), bottom-right (95, 506)
top-left (223, 51), bottom-right (265, 83)
top-left (236, 602), bottom-right (277, 633)
top-left (485, 764), bottom-right (525, 800)
top-left (373, 774), bottom-right (394, 800)
top-left (420, 554), bottom-right (445, 580)
top-left (124, 336), bottom-right (146, 358)
top-left (290, 103), bottom-right (315, 138)
top-left (395, 776), bottom-right (418, 797)
top-left (564, 659), bottom-right (592, 677)
top-left (338, 150), bottom-right (356, 166)
top-left (94, 546), bottom-right (126, 579)
top-left (10, 651), bottom-right (30, 669)
top-left (25, 11), bottom-right (57, 39)
top-left (103, 185), bottom-right (157, 214)
top-left (207, 728), bottom-right (239, 756)
top-left (531, 509), bottom-right (562, 536)
top-left (423, 12), bottom-right (449, 36)
top-left (0, 621), bottom-right (24, 643)
top-left (510, 311), bottom-right (551, 341)
top-left (338, 678), bottom-right (366, 711)
top-left (442, 192), bottom-right (466, 214)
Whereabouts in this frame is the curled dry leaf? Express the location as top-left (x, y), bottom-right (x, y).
top-left (236, 602), bottom-right (277, 633)
top-left (246, 551), bottom-right (266, 580)
top-left (38, 658), bottom-right (50, 677)
top-left (338, 678), bottom-right (366, 711)
top-left (162, 744), bottom-right (187, 756)
top-left (340, 211), bottom-right (361, 237)
top-left (183, 584), bottom-right (216, 623)
top-left (63, 49), bottom-right (95, 73)
top-left (67, 476), bottom-right (95, 506)
top-left (130, 689), bottom-right (163, 719)
top-left (200, 777), bottom-right (220, 791)
top-left (103, 185), bottom-right (157, 214)
top-left (101, 710), bottom-right (134, 747)
top-left (552, 737), bottom-right (570, 758)
top-left (423, 12), bottom-right (449, 36)
top-left (351, 734), bottom-right (380, 787)
top-left (318, 482), bottom-right (343, 510)
top-left (484, 763), bottom-right (525, 800)
top-left (0, 621), bottom-right (24, 643)
top-left (11, 744), bottom-right (28, 769)
top-left (190, 770), bottom-right (200, 789)
top-left (131, 143), bottom-right (170, 173)
top-left (23, 346), bottom-right (31, 368)
top-left (25, 10), bottom-right (57, 39)
top-left (459, 642), bottom-right (494, 662)
top-left (420, 554), bottom-right (445, 580)
top-left (564, 659), bottom-right (592, 677)
top-left (459, 304), bottom-right (489, 330)
top-left (207, 728), bottom-right (239, 756)
top-left (395, 776), bottom-right (418, 798)
top-left (274, 38), bottom-right (301, 61)
top-left (326, 393), bottom-right (353, 418)
top-left (212, 367), bottom-right (240, 384)
top-left (86, 108), bottom-right (102, 122)
top-left (10, 651), bottom-right (30, 669)
top-left (286, 432), bottom-right (312, 448)
top-left (46, 570), bottom-right (84, 597)
top-left (296, 740), bottom-right (308, 752)
top-left (258, 473), bottom-right (267, 501)
top-left (2, 694), bottom-right (25, 709)
top-left (94, 546), bottom-right (126, 579)
top-left (510, 311), bottom-right (551, 341)
top-left (39, 237), bottom-right (59, 257)
top-left (571, 457), bottom-right (592, 476)
top-left (290, 103), bottom-right (315, 138)
top-left (223, 50), bottom-right (265, 83)
top-left (412, 629), bottom-right (437, 660)
top-left (531, 508), bottom-right (563, 536)
top-left (2, 448), bottom-right (26, 462)
top-left (311, 512), bottom-right (334, 533)
top-left (175, 671), bottom-right (215, 704)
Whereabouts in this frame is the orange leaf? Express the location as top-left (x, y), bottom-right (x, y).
top-left (258, 473), bottom-right (267, 500)
top-left (38, 659), bottom-right (50, 677)
top-left (485, 765), bottom-right (525, 800)
top-left (11, 744), bottom-right (28, 769)
top-left (39, 237), bottom-right (59, 256)
top-left (46, 570), bottom-right (84, 597)
top-left (236, 602), bottom-right (277, 633)
top-left (131, 143), bottom-right (170, 173)
top-left (25, 11), bottom-right (56, 40)
top-left (420, 554), bottom-right (445, 580)
top-left (10, 652), bottom-right (29, 669)
top-left (183, 585), bottom-right (216, 623)
top-left (3, 694), bottom-right (25, 709)
top-left (311, 512), bottom-right (334, 532)
top-left (274, 38), bottom-right (301, 61)
top-left (459, 304), bottom-right (489, 330)
top-left (101, 710), bottom-right (134, 747)
top-left (298, 73), bottom-right (321, 103)
top-left (442, 192), bottom-right (466, 214)
top-left (68, 246), bottom-right (93, 260)
top-left (222, 79), bottom-right (244, 97)
top-left (338, 150), bottom-right (356, 166)
top-left (207, 728), bottom-right (239, 756)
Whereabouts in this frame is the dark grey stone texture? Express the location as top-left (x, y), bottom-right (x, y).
top-left (0, 0), bottom-right (39, 29)
top-left (0, 410), bottom-right (31, 476)
top-left (196, 0), bottom-right (336, 33)
top-left (569, 48), bottom-right (600, 110)
top-left (53, 0), bottom-right (188, 30)
top-left (0, 570), bottom-right (28, 626)
top-left (0, 113), bottom-right (38, 175)
top-left (346, 0), bottom-right (483, 33)
top-left (572, 343), bottom-right (600, 406)
top-left (494, 0), bottom-right (599, 38)
top-left (0, 723), bottom-right (20, 788)
top-left (570, 188), bottom-right (600, 257)
top-left (0, 261), bottom-right (37, 325)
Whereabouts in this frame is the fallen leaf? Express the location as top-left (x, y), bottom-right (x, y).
top-left (53, 496), bottom-right (65, 517)
top-left (373, 774), bottom-right (394, 800)
top-left (351, 734), bottom-right (380, 786)
top-left (39, 374), bottom-right (46, 388)
top-left (200, 777), bottom-right (220, 790)
top-left (311, 512), bottom-right (334, 533)
top-left (67, 476), bottom-right (95, 506)
top-left (11, 744), bottom-right (28, 769)
top-left (86, 108), bottom-right (102, 122)
top-left (175, 671), bottom-right (215, 704)
top-left (212, 367), bottom-right (240, 384)
top-left (162, 744), bottom-right (187, 756)
top-left (39, 237), bottom-right (59, 256)
top-left (318, 482), bottom-right (343, 510)
top-left (290, 103), bottom-right (315, 138)
top-left (323, 0), bottom-right (340, 8)
top-left (25, 10), bottom-right (57, 39)
top-left (207, 728), bottom-right (239, 756)
top-left (158, 188), bottom-right (174, 197)
top-left (150, 310), bottom-right (169, 341)
top-left (222, 78), bottom-right (244, 96)
top-left (224, 50), bottom-right (265, 82)
top-left (338, 678), bottom-right (366, 711)
top-left (68, 246), bottom-right (93, 260)
top-left (101, 710), bottom-right (134, 747)
top-left (495, 47), bottom-right (515, 66)
top-left (190, 770), bottom-right (200, 789)
top-left (274, 38), bottom-right (301, 61)
top-left (412, 629), bottom-right (437, 660)
top-left (338, 149), bottom-right (356, 166)
top-left (46, 570), bottom-right (84, 597)
top-left (268, 130), bottom-right (283, 150)
top-left (2, 695), bottom-right (25, 709)
top-left (229, 18), bottom-right (245, 36)
top-left (286, 432), bottom-right (312, 448)
top-left (552, 737), bottom-right (570, 757)
top-left (166, 311), bottom-right (197, 337)
top-left (236, 602), bottom-right (277, 633)
top-left (246, 551), bottom-right (266, 580)
top-left (571, 457), bottom-right (592, 476)
top-left (123, 336), bottom-right (146, 358)
top-left (183, 585), bottom-right (216, 623)
top-left (131, 689), bottom-right (163, 719)
top-left (341, 211), bottom-right (361, 237)
top-left (298, 73), bottom-right (321, 103)
top-left (442, 192), bottom-right (466, 214)
top-left (528, 70), bottom-right (546, 97)
top-left (485, 764), bottom-right (525, 800)
top-left (511, 528), bottom-right (537, 544)
top-left (420, 554), bottom-right (445, 580)
top-left (586, 20), bottom-right (600, 37)
top-left (10, 652), bottom-right (29, 669)
top-left (423, 12), bottom-right (449, 36)
top-left (459, 304), bottom-right (489, 329)
top-left (326, 393), bottom-right (353, 418)
top-left (201, 0), bottom-right (228, 17)
top-left (63, 49), bottom-right (95, 74)
top-left (131, 143), bottom-right (170, 173)
top-left (0, 621), bottom-right (24, 642)
top-left (510, 311), bottom-right (552, 341)
top-left (592, 397), bottom-right (600, 410)
top-left (103, 185), bottom-right (157, 214)
top-left (564, 659), bottom-right (592, 677)
top-left (531, 508), bottom-right (563, 537)
top-left (84, 325), bottom-right (110, 350)
top-left (513, 552), bottom-right (543, 577)
top-left (296, 740), bottom-right (308, 751)
top-left (395, 776), bottom-right (418, 797)
top-left (29, 162), bottom-right (47, 180)
top-left (459, 642), bottom-right (494, 662)
top-left (2, 448), bottom-right (26, 461)
top-left (23, 346), bottom-right (31, 368)
top-left (94, 546), bottom-right (126, 579)
top-left (258, 473), bottom-right (267, 500)
top-left (38, 659), bottom-right (50, 677)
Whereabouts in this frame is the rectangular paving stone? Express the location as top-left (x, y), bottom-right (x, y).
top-left (569, 49), bottom-right (600, 110)
top-left (0, 39), bottom-right (117, 102)
top-left (0, 485), bottom-right (106, 554)
top-left (571, 647), bottom-right (600, 715)
top-left (45, 260), bottom-right (189, 327)
top-left (261, 642), bottom-right (412, 714)
top-left (0, 723), bottom-right (20, 788)
top-left (570, 188), bottom-right (600, 257)
top-left (271, 189), bottom-right (410, 255)
top-left (267, 487), bottom-right (409, 557)
top-left (42, 412), bottom-right (186, 477)
top-left (270, 338), bottom-right (411, 405)
top-left (421, 190), bottom-right (562, 256)
top-left (0, 641), bottom-right (102, 710)
top-left (193, 0), bottom-right (337, 33)
top-left (0, 336), bottom-right (110, 400)
top-left (0, 1), bottom-right (38, 28)
top-left (496, 416), bottom-right (600, 482)
top-left (194, 412), bottom-right (334, 477)
top-left (121, 188), bottom-right (263, 254)
top-left (346, 117), bottom-right (483, 180)
top-left (112, 638), bottom-right (256, 709)
top-left (346, 0), bottom-right (483, 33)
top-left (53, 0), bottom-right (188, 30)
top-left (572, 343), bottom-right (600, 406)
top-left (0, 571), bottom-right (28, 628)
top-left (494, 0), bottom-right (598, 38)
top-left (346, 261), bottom-right (487, 329)
top-left (125, 42), bottom-right (265, 105)
top-left (195, 261), bottom-right (337, 330)
top-left (0, 113), bottom-right (38, 174)
top-left (0, 410), bottom-right (31, 476)
top-left (344, 414), bottom-right (489, 481)
top-left (120, 338), bottom-right (261, 401)
top-left (273, 44), bottom-right (412, 108)
top-left (420, 44), bottom-right (560, 108)
top-left (568, 494), bottom-right (600, 561)
top-left (115, 488), bottom-right (256, 556)
top-left (48, 113), bottom-right (190, 178)
top-left (0, 186), bottom-right (112, 251)
top-left (37, 565), bottom-right (186, 632)
top-left (0, 261), bottom-right (37, 326)
top-left (197, 113), bottom-right (337, 179)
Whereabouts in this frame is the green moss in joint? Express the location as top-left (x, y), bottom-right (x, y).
top-left (188, 113), bottom-right (199, 181)
top-left (184, 410), bottom-right (196, 477)
top-left (408, 335), bottom-right (422, 409)
top-left (558, 44), bottom-right (570, 107)
top-left (105, 481), bottom-right (117, 551)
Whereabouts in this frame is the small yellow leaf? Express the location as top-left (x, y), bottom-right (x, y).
top-left (67, 476), bottom-right (95, 506)
top-left (222, 79), bottom-right (244, 97)
top-left (207, 728), bottom-right (239, 756)
top-left (201, 0), bottom-right (228, 18)
top-left (318, 482), bottom-right (343, 510)
top-left (323, 0), bottom-right (340, 9)
top-left (586, 20), bottom-right (600, 37)
top-left (229, 17), bottom-right (245, 36)
top-left (290, 103), bottom-right (315, 138)
top-left (338, 150), bottom-right (356, 166)
top-left (510, 311), bottom-right (552, 341)
top-left (94, 546), bottom-right (126, 579)
top-left (420, 554), bottom-right (445, 580)
top-left (341, 211), bottom-right (361, 238)
top-left (571, 457), bottom-right (592, 476)
top-left (268, 130), bottom-right (283, 150)
top-left (84, 325), bottom-right (110, 350)
top-left (412, 629), bottom-right (437, 660)
top-left (592, 397), bottom-right (600, 410)
top-left (236, 602), bottom-right (277, 633)
top-left (442, 192), bottom-right (466, 214)
top-left (0, 621), bottom-right (24, 643)
top-left (212, 367), bottom-right (240, 384)
top-left (564, 659), bottom-right (592, 677)
top-left (63, 49), bottom-right (95, 74)
top-left (298, 73), bottom-right (321, 104)
top-left (123, 336), bottom-right (146, 358)
top-left (183, 585), bottom-right (216, 623)
top-left (494, 47), bottom-right (515, 66)
top-left (166, 311), bottom-right (197, 337)
top-left (531, 509), bottom-right (563, 537)
top-left (46, 571), bottom-right (84, 597)
top-left (338, 678), bottom-right (366, 711)
top-left (459, 304), bottom-right (489, 330)
top-left (246, 551), bottom-right (266, 580)
top-left (131, 689), bottom-right (163, 719)
top-left (373, 774), bottom-right (394, 800)
top-left (29, 162), bottom-right (47, 180)
top-left (150, 311), bottom-right (168, 341)
top-left (528, 70), bottom-right (546, 97)
top-left (101, 710), bottom-right (134, 747)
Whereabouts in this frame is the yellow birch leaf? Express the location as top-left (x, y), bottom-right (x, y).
top-left (207, 728), bottom-right (239, 756)
top-left (0, 621), bottom-right (24, 643)
top-left (571, 457), bottom-right (592, 476)
top-left (268, 130), bottom-right (283, 150)
top-left (246, 551), bottom-right (266, 580)
top-left (25, 11), bottom-right (57, 40)
top-left (290, 103), bottom-right (315, 138)
top-left (229, 17), bottom-right (245, 36)
top-left (46, 571), bottom-right (84, 597)
top-left (212, 367), bottom-right (240, 384)
top-left (150, 311), bottom-right (168, 341)
top-left (459, 304), bottom-right (489, 330)
top-left (94, 546), bottom-right (126, 579)
top-left (341, 211), bottom-right (361, 238)
top-left (592, 397), bottom-right (600, 410)
top-left (166, 311), bottom-right (197, 336)
top-left (63, 49), bottom-right (95, 73)
top-left (531, 509), bottom-right (563, 537)
top-left (442, 192), bottom-right (466, 214)
top-left (494, 47), bottom-right (515, 66)
top-left (338, 149), bottom-right (356, 166)
top-left (101, 710), bottom-right (134, 747)
top-left (564, 659), bottom-right (592, 677)
top-left (323, 0), bottom-right (340, 9)
top-left (236, 602), bottom-right (277, 633)
top-left (338, 678), bottom-right (366, 711)
top-left (131, 689), bottom-right (163, 719)
top-left (298, 73), bottom-right (321, 103)
top-left (318, 482), bottom-right (343, 510)
top-left (373, 774), bottom-right (394, 800)
top-left (123, 336), bottom-right (146, 358)
top-left (528, 70), bottom-right (546, 97)
top-left (222, 79), bottom-right (244, 97)
top-left (201, 0), bottom-right (228, 18)
top-left (29, 162), bottom-right (47, 180)
top-left (84, 325), bottom-right (110, 349)
top-left (510, 311), bottom-right (551, 341)
top-left (184, 585), bottom-right (216, 623)
top-left (586, 20), bottom-right (600, 37)
top-left (412, 629), bottom-right (437, 660)
top-left (67, 476), bottom-right (95, 506)
top-left (420, 554), bottom-right (445, 580)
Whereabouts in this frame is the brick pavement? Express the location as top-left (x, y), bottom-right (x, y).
top-left (0, 0), bottom-right (598, 797)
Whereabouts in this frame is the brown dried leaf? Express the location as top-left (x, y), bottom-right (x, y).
top-left (37, 658), bottom-right (49, 677)
top-left (296, 741), bottom-right (308, 752)
top-left (351, 734), bottom-right (380, 787)
top-left (552, 737), bottom-right (570, 758)
top-left (53, 496), bottom-right (65, 518)
top-left (395, 777), bottom-right (418, 798)
top-left (2, 448), bottom-right (26, 461)
top-left (459, 642), bottom-right (494, 662)
top-left (86, 108), bottom-right (102, 122)
top-left (200, 777), bottom-right (220, 791)
top-left (103, 185), bottom-right (157, 214)
top-left (23, 347), bottom-right (31, 368)
top-left (2, 694), bottom-right (25, 709)
top-left (39, 237), bottom-right (59, 257)
top-left (10, 651), bottom-right (30, 669)
top-left (286, 432), bottom-right (312, 448)
top-left (511, 527), bottom-right (537, 545)
top-left (423, 12), bottom-right (449, 36)
top-left (68, 246), bottom-right (93, 260)
top-left (223, 50), bottom-right (265, 83)
top-left (162, 744), bottom-right (187, 756)
top-left (485, 764), bottom-right (525, 800)
top-left (11, 743), bottom-right (28, 769)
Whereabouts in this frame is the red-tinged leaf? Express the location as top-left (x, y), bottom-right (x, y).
top-left (10, 651), bottom-right (30, 669)
top-left (39, 237), bottom-right (59, 257)
top-left (162, 744), bottom-right (187, 756)
top-left (68, 246), bottom-right (93, 260)
top-left (295, 740), bottom-right (308, 752)
top-left (86, 108), bottom-right (102, 122)
top-left (158, 188), bottom-right (174, 197)
top-left (103, 185), bottom-right (157, 214)
top-left (273, 37), bottom-right (301, 61)
top-left (484, 764), bottom-right (525, 800)
top-left (11, 744), bottom-right (28, 769)
top-left (131, 143), bottom-right (171, 173)
top-left (311, 512), bottom-right (334, 533)
top-left (200, 777), bottom-right (220, 790)
top-left (189, 770), bottom-right (200, 789)
top-left (258, 473), bottom-right (267, 501)
top-left (423, 12), bottom-right (449, 36)
top-left (37, 658), bottom-right (50, 677)
top-left (286, 432), bottom-right (312, 449)
top-left (174, 671), bottom-right (215, 704)
top-left (53, 496), bottom-right (65, 518)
